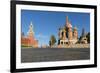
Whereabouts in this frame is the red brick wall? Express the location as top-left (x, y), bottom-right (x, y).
top-left (21, 36), bottom-right (38, 47)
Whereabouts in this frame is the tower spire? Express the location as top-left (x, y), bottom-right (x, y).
top-left (27, 21), bottom-right (34, 37)
top-left (66, 16), bottom-right (72, 28)
top-left (66, 16), bottom-right (69, 26)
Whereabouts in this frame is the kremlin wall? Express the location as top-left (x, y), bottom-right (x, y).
top-left (21, 22), bottom-right (38, 48)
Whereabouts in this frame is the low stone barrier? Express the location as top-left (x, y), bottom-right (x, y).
top-left (57, 44), bottom-right (90, 48)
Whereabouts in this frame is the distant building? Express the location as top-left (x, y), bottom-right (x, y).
top-left (21, 22), bottom-right (38, 48)
top-left (80, 36), bottom-right (87, 44)
top-left (58, 16), bottom-right (78, 45)
top-left (79, 28), bottom-right (88, 44)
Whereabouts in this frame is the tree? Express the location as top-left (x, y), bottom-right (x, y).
top-left (86, 32), bottom-right (90, 43)
top-left (49, 41), bottom-right (51, 47)
top-left (49, 35), bottom-right (56, 47)
top-left (78, 36), bottom-right (82, 43)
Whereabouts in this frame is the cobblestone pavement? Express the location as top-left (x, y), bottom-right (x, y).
top-left (21, 48), bottom-right (90, 63)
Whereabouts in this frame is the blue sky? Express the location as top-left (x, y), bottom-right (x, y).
top-left (21, 10), bottom-right (90, 46)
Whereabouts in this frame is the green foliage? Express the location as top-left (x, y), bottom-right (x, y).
top-left (86, 32), bottom-right (90, 43)
top-left (77, 36), bottom-right (82, 43)
top-left (49, 41), bottom-right (51, 46)
top-left (49, 35), bottom-right (56, 46)
top-left (21, 44), bottom-right (32, 48)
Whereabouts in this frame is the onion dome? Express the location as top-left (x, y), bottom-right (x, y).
top-left (66, 22), bottom-right (72, 28)
top-left (74, 26), bottom-right (77, 30)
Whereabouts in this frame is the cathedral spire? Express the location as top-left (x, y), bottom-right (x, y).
top-left (66, 16), bottom-right (72, 28)
top-left (66, 16), bottom-right (69, 26)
